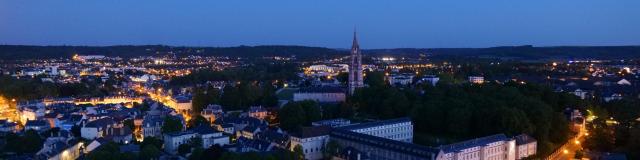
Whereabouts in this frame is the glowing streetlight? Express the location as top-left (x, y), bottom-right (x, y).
top-left (563, 149), bottom-right (569, 154)
top-left (574, 140), bottom-right (580, 144)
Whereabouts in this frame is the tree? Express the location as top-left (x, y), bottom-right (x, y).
top-left (323, 140), bottom-right (341, 159)
top-left (278, 100), bottom-right (321, 132)
top-left (4, 130), bottom-right (43, 154)
top-left (140, 145), bottom-right (161, 160)
top-left (279, 102), bottom-right (307, 132)
top-left (203, 144), bottom-right (225, 160)
top-left (187, 115), bottom-right (209, 129)
top-left (178, 143), bottom-right (193, 156)
top-left (139, 136), bottom-right (163, 149)
top-left (293, 145), bottom-right (305, 160)
top-left (162, 117), bottom-right (183, 133)
top-left (123, 119), bottom-right (135, 131)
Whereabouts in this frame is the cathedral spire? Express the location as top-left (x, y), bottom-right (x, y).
top-left (352, 30), bottom-right (359, 50)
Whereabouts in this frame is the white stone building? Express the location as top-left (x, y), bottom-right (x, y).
top-left (514, 134), bottom-right (537, 159)
top-left (338, 117), bottom-right (413, 143)
top-left (289, 126), bottom-right (332, 160)
top-left (436, 134), bottom-right (518, 160)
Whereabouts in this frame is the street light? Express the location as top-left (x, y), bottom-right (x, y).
top-left (575, 140), bottom-right (580, 145)
top-left (563, 149), bottom-right (569, 154)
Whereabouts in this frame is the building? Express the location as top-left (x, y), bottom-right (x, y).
top-left (201, 104), bottom-right (224, 123)
top-left (192, 125), bottom-right (230, 149)
top-left (435, 134), bottom-right (516, 160)
top-left (421, 75), bottom-right (440, 86)
top-left (338, 117), bottom-right (413, 143)
top-left (163, 131), bottom-right (198, 154)
top-left (0, 120), bottom-right (19, 133)
top-left (289, 126), bottom-right (332, 160)
top-left (293, 87), bottom-right (346, 103)
top-left (25, 120), bottom-right (51, 132)
top-left (163, 125), bottom-right (229, 155)
top-left (331, 128), bottom-right (438, 160)
top-left (312, 118), bottom-right (352, 128)
top-left (389, 73), bottom-right (415, 86)
top-left (168, 95), bottom-right (193, 115)
top-left (18, 102), bottom-right (45, 125)
top-left (80, 118), bottom-right (116, 140)
top-left (142, 116), bottom-right (163, 138)
top-left (348, 32), bottom-right (364, 95)
top-left (248, 106), bottom-right (268, 120)
top-left (469, 76), bottom-right (485, 84)
top-left (36, 139), bottom-right (84, 160)
top-left (514, 134), bottom-right (537, 159)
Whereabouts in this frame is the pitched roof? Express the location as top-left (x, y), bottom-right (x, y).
top-left (291, 126), bottom-right (331, 139)
top-left (84, 118), bottom-right (115, 128)
top-left (514, 134), bottom-right (537, 145)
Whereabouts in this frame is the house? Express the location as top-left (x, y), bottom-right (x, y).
top-left (36, 139), bottom-right (84, 160)
top-left (239, 125), bottom-right (262, 139)
top-left (248, 106), bottom-right (268, 120)
top-left (231, 137), bottom-right (276, 153)
top-left (192, 125), bottom-right (230, 149)
top-left (201, 104), bottom-right (224, 123)
top-left (80, 118), bottom-right (116, 140)
top-left (142, 116), bottom-right (163, 138)
top-left (163, 131), bottom-right (198, 154)
top-left (0, 120), bottom-right (19, 133)
top-left (254, 129), bottom-right (289, 149)
top-left (25, 120), bottom-right (51, 132)
top-left (163, 125), bottom-right (230, 155)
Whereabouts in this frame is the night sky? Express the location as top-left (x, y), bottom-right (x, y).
top-left (1, 0), bottom-right (639, 48)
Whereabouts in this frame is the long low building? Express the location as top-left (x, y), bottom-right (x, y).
top-left (331, 128), bottom-right (438, 160)
top-left (435, 133), bottom-right (537, 160)
top-left (338, 117), bottom-right (413, 143)
top-left (293, 87), bottom-right (346, 103)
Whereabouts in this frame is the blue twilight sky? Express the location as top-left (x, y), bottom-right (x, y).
top-left (1, 0), bottom-right (639, 49)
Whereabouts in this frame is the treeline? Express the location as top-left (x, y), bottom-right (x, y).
top-left (4, 45), bottom-right (640, 60)
top-left (0, 45), bottom-right (345, 60)
top-left (0, 75), bottom-right (113, 100)
top-left (189, 82), bottom-right (278, 113)
top-left (170, 62), bottom-right (300, 87)
top-left (366, 45), bottom-right (640, 59)
top-left (346, 73), bottom-right (580, 156)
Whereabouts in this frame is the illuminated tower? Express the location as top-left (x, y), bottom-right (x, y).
top-left (348, 31), bottom-right (364, 95)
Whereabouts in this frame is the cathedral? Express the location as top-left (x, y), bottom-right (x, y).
top-left (348, 32), bottom-right (364, 95)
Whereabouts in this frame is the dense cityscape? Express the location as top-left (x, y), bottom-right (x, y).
top-left (2, 1), bottom-right (640, 160)
top-left (0, 33), bottom-right (638, 160)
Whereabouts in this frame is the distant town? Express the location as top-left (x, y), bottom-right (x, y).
top-left (0, 34), bottom-right (639, 160)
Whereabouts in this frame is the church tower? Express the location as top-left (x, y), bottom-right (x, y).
top-left (348, 31), bottom-right (364, 95)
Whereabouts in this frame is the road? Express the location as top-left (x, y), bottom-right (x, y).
top-left (555, 127), bottom-right (587, 160)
